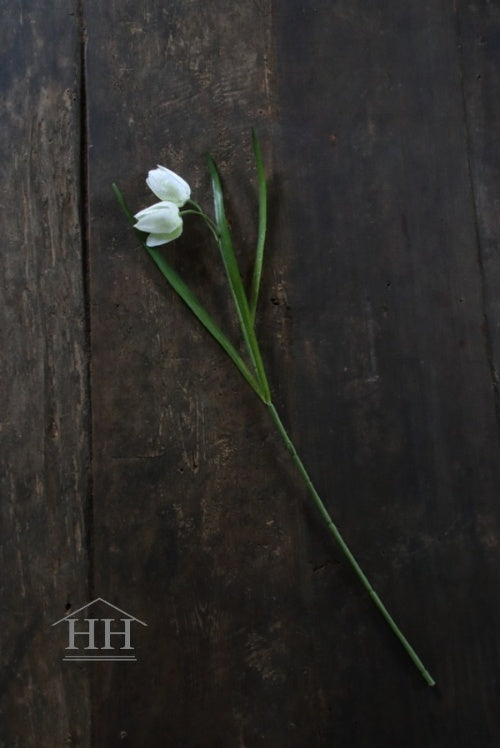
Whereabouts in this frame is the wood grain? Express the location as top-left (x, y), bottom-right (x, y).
top-left (273, 1), bottom-right (500, 744)
top-left (85, 1), bottom-right (292, 745)
top-left (2, 0), bottom-right (500, 745)
top-left (85, 0), bottom-right (500, 745)
top-left (457, 0), bottom-right (500, 396)
top-left (0, 2), bottom-right (90, 745)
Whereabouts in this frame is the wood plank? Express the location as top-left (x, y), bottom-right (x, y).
top-left (0, 3), bottom-right (91, 745)
top-left (85, 2), bottom-right (286, 745)
top-left (273, 1), bottom-right (500, 745)
top-left (457, 1), bottom-right (500, 398)
top-left (85, 0), bottom-right (500, 745)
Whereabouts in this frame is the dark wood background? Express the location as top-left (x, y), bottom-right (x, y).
top-left (2, 1), bottom-right (500, 746)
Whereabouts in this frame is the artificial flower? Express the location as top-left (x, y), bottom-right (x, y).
top-left (115, 133), bottom-right (436, 687)
top-left (146, 165), bottom-right (191, 206)
top-left (134, 201), bottom-right (183, 247)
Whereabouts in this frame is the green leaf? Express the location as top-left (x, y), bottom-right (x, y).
top-left (147, 249), bottom-right (265, 399)
top-left (112, 182), bottom-right (135, 225)
top-left (112, 183), bottom-right (265, 400)
top-left (249, 129), bottom-right (267, 323)
top-left (206, 154), bottom-right (271, 403)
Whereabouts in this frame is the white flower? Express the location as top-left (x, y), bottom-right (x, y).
top-left (146, 165), bottom-right (191, 206)
top-left (134, 201), bottom-right (183, 247)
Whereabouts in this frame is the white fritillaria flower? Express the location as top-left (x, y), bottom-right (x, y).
top-left (116, 133), bottom-right (436, 687)
top-left (134, 201), bottom-right (183, 247)
top-left (146, 165), bottom-right (191, 206)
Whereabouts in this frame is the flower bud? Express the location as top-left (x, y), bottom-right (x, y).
top-left (146, 165), bottom-right (191, 206)
top-left (134, 201), bottom-right (183, 246)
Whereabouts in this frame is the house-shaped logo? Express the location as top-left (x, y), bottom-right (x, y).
top-left (52, 597), bottom-right (147, 662)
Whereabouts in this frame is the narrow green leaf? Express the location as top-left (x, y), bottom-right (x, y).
top-left (112, 182), bottom-right (135, 225)
top-left (113, 183), bottom-right (265, 400)
top-left (249, 129), bottom-right (267, 323)
top-left (206, 155), bottom-right (271, 403)
top-left (147, 249), bottom-right (265, 399)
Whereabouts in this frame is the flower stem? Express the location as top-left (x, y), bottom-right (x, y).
top-left (266, 401), bottom-right (436, 687)
top-left (181, 206), bottom-right (220, 242)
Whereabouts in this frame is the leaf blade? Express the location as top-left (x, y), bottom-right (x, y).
top-left (249, 129), bottom-right (267, 323)
top-left (112, 183), bottom-right (265, 399)
top-left (206, 155), bottom-right (271, 403)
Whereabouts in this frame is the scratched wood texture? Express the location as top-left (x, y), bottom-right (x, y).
top-left (0, 1), bottom-right (91, 746)
top-left (2, 0), bottom-right (500, 746)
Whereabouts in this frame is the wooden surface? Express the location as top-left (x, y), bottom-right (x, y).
top-left (2, 1), bottom-right (500, 746)
top-left (0, 2), bottom-right (91, 746)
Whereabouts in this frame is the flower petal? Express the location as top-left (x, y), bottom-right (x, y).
top-left (146, 165), bottom-right (191, 206)
top-left (145, 223), bottom-right (183, 247)
top-left (134, 201), bottom-right (182, 234)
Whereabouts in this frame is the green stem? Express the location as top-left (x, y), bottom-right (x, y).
top-left (181, 205), bottom-right (219, 240)
top-left (266, 401), bottom-right (436, 687)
